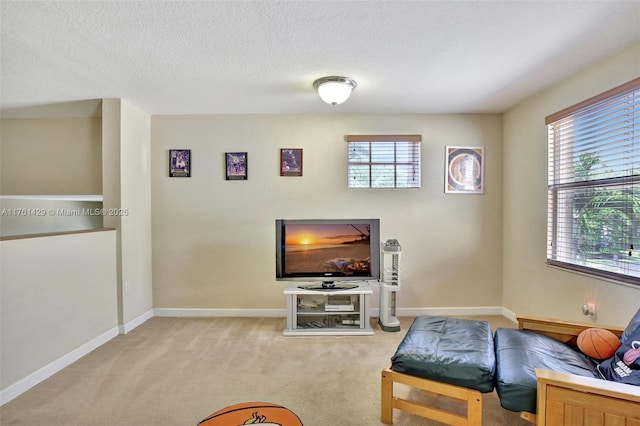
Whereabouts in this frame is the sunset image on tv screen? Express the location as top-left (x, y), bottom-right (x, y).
top-left (283, 223), bottom-right (371, 276)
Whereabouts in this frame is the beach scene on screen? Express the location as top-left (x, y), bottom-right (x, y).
top-left (284, 223), bottom-right (371, 275)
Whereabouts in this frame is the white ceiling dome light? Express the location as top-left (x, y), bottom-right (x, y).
top-left (313, 76), bottom-right (357, 107)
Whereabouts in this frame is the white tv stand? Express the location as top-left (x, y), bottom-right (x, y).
top-left (283, 281), bottom-right (374, 336)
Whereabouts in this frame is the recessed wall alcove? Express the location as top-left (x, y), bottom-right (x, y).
top-left (0, 99), bottom-right (104, 237)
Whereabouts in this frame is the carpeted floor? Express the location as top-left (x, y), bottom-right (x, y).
top-left (0, 315), bottom-right (532, 425)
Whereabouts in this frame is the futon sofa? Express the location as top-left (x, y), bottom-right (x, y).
top-left (381, 310), bottom-right (640, 425)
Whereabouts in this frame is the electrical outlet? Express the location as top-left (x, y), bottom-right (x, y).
top-left (125, 282), bottom-right (130, 295)
top-left (582, 302), bottom-right (596, 320)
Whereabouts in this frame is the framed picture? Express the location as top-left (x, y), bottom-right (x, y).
top-left (225, 152), bottom-right (248, 180)
top-left (280, 148), bottom-right (303, 176)
top-left (445, 146), bottom-right (484, 194)
top-left (169, 149), bottom-right (191, 177)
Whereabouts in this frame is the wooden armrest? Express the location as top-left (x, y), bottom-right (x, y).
top-left (517, 315), bottom-right (624, 343)
top-left (536, 368), bottom-right (640, 425)
top-left (536, 368), bottom-right (640, 401)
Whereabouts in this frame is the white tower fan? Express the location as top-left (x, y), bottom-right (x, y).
top-left (378, 239), bottom-right (401, 332)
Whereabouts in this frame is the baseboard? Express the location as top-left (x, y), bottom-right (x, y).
top-left (156, 307), bottom-right (509, 319)
top-left (501, 306), bottom-right (518, 323)
top-left (0, 326), bottom-right (119, 406)
top-left (119, 309), bottom-right (154, 335)
top-left (153, 308), bottom-right (287, 317)
top-left (371, 306), bottom-right (506, 318)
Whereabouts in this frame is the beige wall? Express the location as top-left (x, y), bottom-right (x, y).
top-left (120, 100), bottom-right (153, 325)
top-left (502, 42), bottom-right (640, 327)
top-left (0, 118), bottom-right (102, 195)
top-left (0, 198), bottom-right (103, 237)
top-left (102, 99), bottom-right (153, 328)
top-left (0, 230), bottom-right (118, 395)
top-left (0, 98), bottom-right (152, 404)
top-left (0, 117), bottom-right (104, 236)
top-left (151, 113), bottom-right (503, 310)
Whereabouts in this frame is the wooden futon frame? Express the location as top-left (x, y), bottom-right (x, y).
top-left (381, 315), bottom-right (640, 425)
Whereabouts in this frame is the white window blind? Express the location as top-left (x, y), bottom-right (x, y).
top-left (547, 77), bottom-right (640, 285)
top-left (346, 135), bottom-right (421, 189)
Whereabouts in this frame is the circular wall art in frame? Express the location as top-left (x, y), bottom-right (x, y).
top-left (445, 146), bottom-right (484, 194)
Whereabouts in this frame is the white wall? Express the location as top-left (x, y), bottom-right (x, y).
top-left (151, 113), bottom-right (503, 312)
top-left (502, 42), bottom-right (640, 327)
top-left (0, 230), bottom-right (118, 403)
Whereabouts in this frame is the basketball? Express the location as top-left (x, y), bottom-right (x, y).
top-left (198, 402), bottom-right (303, 426)
top-left (577, 327), bottom-right (621, 360)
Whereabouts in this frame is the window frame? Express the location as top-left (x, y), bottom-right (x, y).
top-left (546, 77), bottom-right (640, 286)
top-left (346, 134), bottom-right (421, 189)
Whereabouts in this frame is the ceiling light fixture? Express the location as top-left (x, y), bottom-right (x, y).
top-left (313, 76), bottom-right (357, 107)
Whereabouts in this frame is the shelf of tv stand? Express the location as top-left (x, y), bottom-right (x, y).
top-left (283, 281), bottom-right (374, 336)
top-left (296, 302), bottom-right (359, 315)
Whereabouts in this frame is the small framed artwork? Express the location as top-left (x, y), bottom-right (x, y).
top-left (280, 148), bottom-right (303, 176)
top-left (225, 152), bottom-right (248, 180)
top-left (169, 149), bottom-right (191, 177)
top-left (445, 146), bottom-right (484, 194)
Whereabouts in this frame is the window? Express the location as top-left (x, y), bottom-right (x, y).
top-left (546, 77), bottom-right (640, 285)
top-left (346, 135), bottom-right (421, 188)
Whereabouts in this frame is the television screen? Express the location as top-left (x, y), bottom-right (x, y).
top-left (275, 218), bottom-right (380, 284)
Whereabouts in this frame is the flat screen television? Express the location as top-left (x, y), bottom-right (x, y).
top-left (275, 218), bottom-right (380, 289)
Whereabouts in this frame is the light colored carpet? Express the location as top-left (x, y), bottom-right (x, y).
top-left (0, 316), bottom-right (532, 425)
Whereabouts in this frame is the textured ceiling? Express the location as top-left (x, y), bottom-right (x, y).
top-left (1, 1), bottom-right (639, 117)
